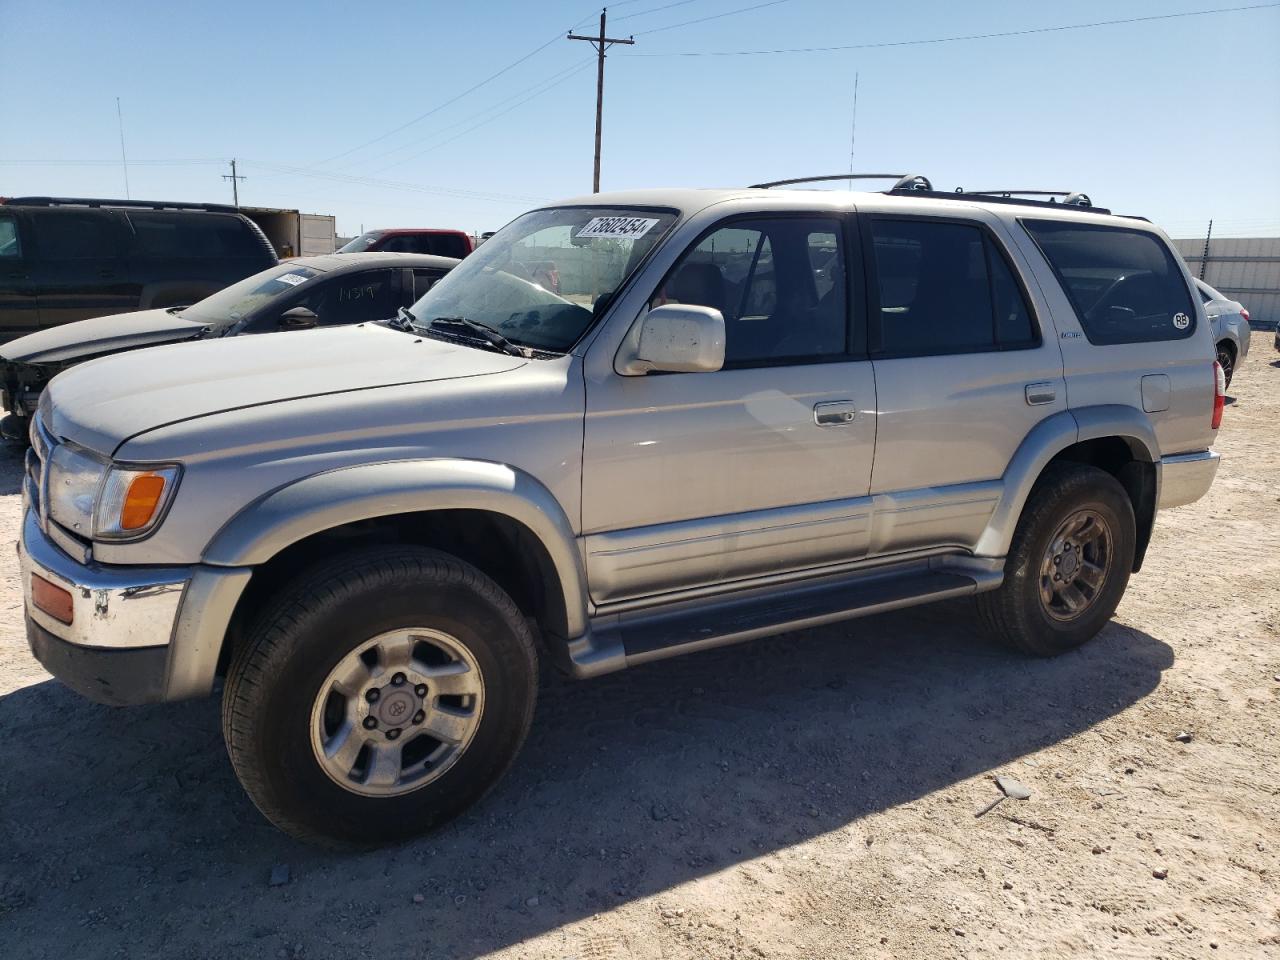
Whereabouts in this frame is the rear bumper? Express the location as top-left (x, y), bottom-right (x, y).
top-left (1159, 450), bottom-right (1220, 509)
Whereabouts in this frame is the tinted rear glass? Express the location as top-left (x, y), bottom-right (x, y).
top-left (128, 212), bottom-right (259, 259)
top-left (33, 211), bottom-right (120, 258)
top-left (1023, 220), bottom-right (1195, 345)
top-left (870, 219), bottom-right (1036, 356)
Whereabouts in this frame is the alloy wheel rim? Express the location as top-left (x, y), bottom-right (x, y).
top-left (308, 628), bottom-right (485, 797)
top-left (1038, 509), bottom-right (1113, 623)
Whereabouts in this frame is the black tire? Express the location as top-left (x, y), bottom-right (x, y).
top-left (1216, 342), bottom-right (1236, 389)
top-left (222, 546), bottom-right (538, 846)
top-left (976, 463), bottom-right (1136, 656)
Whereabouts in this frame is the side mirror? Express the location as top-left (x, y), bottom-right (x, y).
top-left (279, 306), bottom-right (318, 330)
top-left (619, 304), bottom-right (725, 375)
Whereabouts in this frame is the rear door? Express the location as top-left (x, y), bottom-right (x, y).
top-left (27, 208), bottom-right (137, 327)
top-left (1017, 218), bottom-right (1213, 455)
top-left (0, 211), bottom-right (40, 342)
top-left (863, 212), bottom-right (1067, 556)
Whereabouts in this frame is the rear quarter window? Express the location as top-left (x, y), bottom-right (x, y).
top-left (128, 211), bottom-right (263, 259)
top-left (1022, 220), bottom-right (1195, 345)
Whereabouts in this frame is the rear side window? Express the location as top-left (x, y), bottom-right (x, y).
top-left (380, 233), bottom-right (469, 258)
top-left (1022, 220), bottom-right (1195, 345)
top-left (869, 219), bottom-right (1036, 356)
top-left (128, 212), bottom-right (260, 259)
top-left (0, 216), bottom-right (20, 258)
top-left (33, 211), bottom-right (120, 258)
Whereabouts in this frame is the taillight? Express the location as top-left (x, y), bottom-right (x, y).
top-left (1241, 308), bottom-right (1250, 323)
top-left (1211, 360), bottom-right (1226, 429)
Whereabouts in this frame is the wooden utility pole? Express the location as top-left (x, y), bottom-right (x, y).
top-left (568, 9), bottom-right (634, 193)
top-left (222, 158), bottom-right (246, 208)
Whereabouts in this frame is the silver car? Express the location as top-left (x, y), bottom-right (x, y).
top-left (1194, 277), bottom-right (1251, 387)
top-left (17, 178), bottom-right (1223, 844)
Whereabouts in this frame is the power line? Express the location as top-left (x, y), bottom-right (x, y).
top-left (612, 0), bottom-right (704, 23)
top-left (369, 60), bottom-right (596, 175)
top-left (628, 2), bottom-right (1280, 54)
top-left (353, 56), bottom-right (596, 173)
top-left (632, 0), bottom-right (795, 36)
top-left (313, 6), bottom-right (610, 169)
top-left (243, 160), bottom-right (547, 205)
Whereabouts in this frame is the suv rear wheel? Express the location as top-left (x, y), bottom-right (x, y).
top-left (222, 546), bottom-right (538, 846)
top-left (977, 463), bottom-right (1136, 656)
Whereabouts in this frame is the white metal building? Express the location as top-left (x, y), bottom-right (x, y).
top-left (1173, 236), bottom-right (1280, 328)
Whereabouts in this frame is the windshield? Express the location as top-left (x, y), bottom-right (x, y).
top-left (338, 233), bottom-right (381, 253)
top-left (181, 264), bottom-right (324, 325)
top-left (406, 206), bottom-right (677, 352)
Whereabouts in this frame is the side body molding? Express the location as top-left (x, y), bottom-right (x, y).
top-left (202, 459), bottom-right (590, 639)
top-left (974, 405), bottom-right (1160, 558)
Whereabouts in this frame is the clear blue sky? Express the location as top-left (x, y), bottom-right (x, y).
top-left (2, 0), bottom-right (1277, 239)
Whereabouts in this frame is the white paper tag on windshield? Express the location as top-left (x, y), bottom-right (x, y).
top-left (576, 216), bottom-right (660, 241)
top-left (275, 273), bottom-right (309, 286)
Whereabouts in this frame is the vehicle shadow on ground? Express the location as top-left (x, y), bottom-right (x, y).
top-left (0, 604), bottom-right (1172, 959)
top-left (0, 442), bottom-right (24, 496)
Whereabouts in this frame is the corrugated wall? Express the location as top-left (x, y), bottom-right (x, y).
top-left (1173, 236), bottom-right (1280, 328)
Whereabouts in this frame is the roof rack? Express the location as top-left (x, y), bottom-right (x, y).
top-left (1, 196), bottom-right (240, 214)
top-left (750, 173), bottom-right (932, 192)
top-left (959, 189), bottom-right (1094, 208)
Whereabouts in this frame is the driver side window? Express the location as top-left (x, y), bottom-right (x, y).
top-left (651, 217), bottom-right (849, 366)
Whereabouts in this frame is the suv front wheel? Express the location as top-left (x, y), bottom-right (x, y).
top-left (222, 546), bottom-right (538, 846)
top-left (977, 463), bottom-right (1136, 656)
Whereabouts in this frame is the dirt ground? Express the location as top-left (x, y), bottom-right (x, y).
top-left (0, 350), bottom-right (1276, 960)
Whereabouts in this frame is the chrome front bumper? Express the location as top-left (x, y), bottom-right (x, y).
top-left (18, 507), bottom-right (253, 704)
top-left (1159, 450), bottom-right (1221, 509)
top-left (20, 508), bottom-right (189, 649)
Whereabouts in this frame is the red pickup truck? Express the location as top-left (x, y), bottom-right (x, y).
top-left (338, 228), bottom-right (474, 258)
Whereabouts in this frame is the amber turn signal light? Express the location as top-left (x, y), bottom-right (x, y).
top-left (32, 573), bottom-right (74, 625)
top-left (121, 473), bottom-right (168, 530)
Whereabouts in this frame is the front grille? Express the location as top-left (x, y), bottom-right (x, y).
top-left (27, 416), bottom-right (53, 529)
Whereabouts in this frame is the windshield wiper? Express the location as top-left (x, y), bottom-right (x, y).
top-left (387, 306), bottom-right (419, 332)
top-left (427, 317), bottom-right (528, 357)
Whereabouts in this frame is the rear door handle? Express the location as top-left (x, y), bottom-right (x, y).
top-left (813, 400), bottom-right (860, 425)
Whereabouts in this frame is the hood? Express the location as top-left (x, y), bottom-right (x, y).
top-left (1, 308), bottom-right (208, 364)
top-left (45, 323), bottom-right (527, 455)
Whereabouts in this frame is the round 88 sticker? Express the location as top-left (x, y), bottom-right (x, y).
top-left (1172, 312), bottom-right (1190, 330)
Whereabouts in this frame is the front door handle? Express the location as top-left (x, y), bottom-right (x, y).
top-left (813, 400), bottom-right (860, 425)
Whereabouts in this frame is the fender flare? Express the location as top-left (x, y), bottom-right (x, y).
top-left (974, 405), bottom-right (1159, 558)
top-left (202, 458), bottom-right (589, 638)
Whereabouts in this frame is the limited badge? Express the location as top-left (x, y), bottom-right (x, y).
top-left (1172, 312), bottom-right (1190, 330)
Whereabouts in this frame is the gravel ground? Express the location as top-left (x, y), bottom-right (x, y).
top-left (0, 351), bottom-right (1277, 960)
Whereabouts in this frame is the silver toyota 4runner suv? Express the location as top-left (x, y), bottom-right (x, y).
top-left (19, 175), bottom-right (1224, 844)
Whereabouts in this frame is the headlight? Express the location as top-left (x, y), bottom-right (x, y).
top-left (46, 443), bottom-right (108, 535)
top-left (46, 443), bottom-right (180, 541)
top-left (94, 464), bottom-right (181, 540)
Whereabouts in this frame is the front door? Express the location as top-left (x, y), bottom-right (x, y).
top-left (582, 214), bottom-right (877, 606)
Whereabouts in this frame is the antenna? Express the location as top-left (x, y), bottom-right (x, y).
top-left (847, 72), bottom-right (859, 188)
top-left (115, 97), bottom-right (131, 200)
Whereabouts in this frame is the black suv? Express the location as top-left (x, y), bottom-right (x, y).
top-left (0, 197), bottom-right (277, 344)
